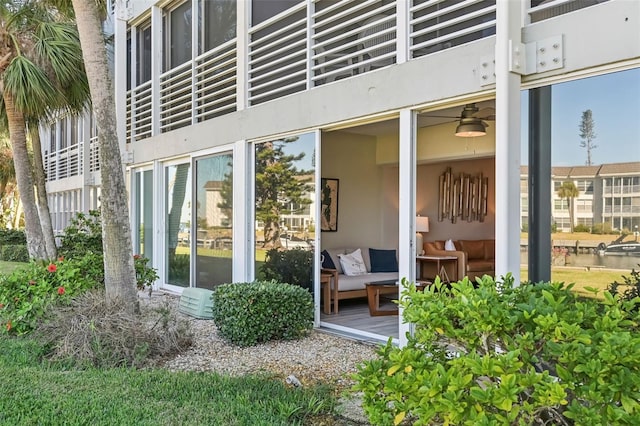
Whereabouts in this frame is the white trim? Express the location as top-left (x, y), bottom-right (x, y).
top-left (398, 108), bottom-right (417, 347)
top-left (320, 322), bottom-right (399, 346)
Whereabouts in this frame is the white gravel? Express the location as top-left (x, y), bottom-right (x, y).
top-left (140, 291), bottom-right (380, 390)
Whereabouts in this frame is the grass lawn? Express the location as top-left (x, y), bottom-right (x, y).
top-left (0, 260), bottom-right (27, 275)
top-left (521, 266), bottom-right (629, 299)
top-left (0, 337), bottom-right (337, 425)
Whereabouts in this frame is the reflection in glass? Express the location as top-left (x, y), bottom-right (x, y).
top-left (195, 153), bottom-right (233, 289)
top-left (522, 68), bottom-right (640, 294)
top-left (134, 169), bottom-right (153, 260)
top-left (253, 133), bottom-right (316, 294)
top-left (165, 163), bottom-right (192, 287)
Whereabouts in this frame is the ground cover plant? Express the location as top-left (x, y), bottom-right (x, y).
top-left (0, 335), bottom-right (336, 425)
top-left (353, 276), bottom-right (640, 425)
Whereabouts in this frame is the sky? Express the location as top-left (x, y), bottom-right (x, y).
top-left (521, 67), bottom-right (640, 166)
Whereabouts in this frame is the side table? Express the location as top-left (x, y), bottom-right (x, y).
top-left (416, 255), bottom-right (458, 283)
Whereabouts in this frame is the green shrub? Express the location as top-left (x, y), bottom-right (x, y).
top-left (573, 223), bottom-right (590, 233)
top-left (0, 244), bottom-right (28, 262)
top-left (57, 210), bottom-right (103, 259)
top-left (212, 281), bottom-right (313, 347)
top-left (353, 276), bottom-right (640, 425)
top-left (608, 265), bottom-right (640, 305)
top-left (0, 254), bottom-right (104, 335)
top-left (134, 254), bottom-right (159, 294)
top-left (0, 229), bottom-right (26, 246)
top-left (259, 248), bottom-right (313, 291)
top-left (592, 222), bottom-right (616, 235)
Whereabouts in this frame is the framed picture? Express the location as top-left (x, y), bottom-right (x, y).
top-left (320, 178), bottom-right (339, 232)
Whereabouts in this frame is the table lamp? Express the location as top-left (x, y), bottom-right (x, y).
top-left (416, 216), bottom-right (429, 255)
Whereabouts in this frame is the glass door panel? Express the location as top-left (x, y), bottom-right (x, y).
top-left (195, 153), bottom-right (233, 289)
top-left (253, 133), bottom-right (316, 296)
top-left (165, 162), bottom-right (192, 287)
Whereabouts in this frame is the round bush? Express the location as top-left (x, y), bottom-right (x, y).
top-left (212, 281), bottom-right (314, 347)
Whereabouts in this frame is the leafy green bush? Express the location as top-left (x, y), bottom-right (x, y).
top-left (0, 254), bottom-right (104, 335)
top-left (259, 248), bottom-right (313, 291)
top-left (57, 210), bottom-right (103, 259)
top-left (134, 254), bottom-right (159, 294)
top-left (0, 244), bottom-right (28, 262)
top-left (0, 229), bottom-right (26, 246)
top-left (353, 276), bottom-right (640, 425)
top-left (212, 281), bottom-right (313, 347)
top-left (592, 222), bottom-right (616, 235)
top-left (608, 265), bottom-right (640, 305)
top-left (573, 223), bottom-right (590, 233)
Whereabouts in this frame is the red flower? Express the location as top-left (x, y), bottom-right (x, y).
top-left (133, 254), bottom-right (141, 260)
top-left (57, 287), bottom-right (65, 296)
top-left (0, 304), bottom-right (4, 309)
top-left (58, 256), bottom-right (64, 262)
top-left (47, 263), bottom-right (57, 273)
top-left (6, 321), bottom-right (11, 331)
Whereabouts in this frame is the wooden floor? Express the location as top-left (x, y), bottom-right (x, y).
top-left (320, 297), bottom-right (399, 339)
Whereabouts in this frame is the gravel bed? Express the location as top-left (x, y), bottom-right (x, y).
top-left (140, 292), bottom-right (380, 390)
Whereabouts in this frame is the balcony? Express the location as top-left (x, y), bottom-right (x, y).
top-left (124, 0), bottom-right (607, 143)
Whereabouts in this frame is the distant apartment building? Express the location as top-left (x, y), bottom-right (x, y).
top-left (520, 162), bottom-right (640, 233)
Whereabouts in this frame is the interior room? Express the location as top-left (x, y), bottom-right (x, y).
top-left (319, 101), bottom-right (497, 340)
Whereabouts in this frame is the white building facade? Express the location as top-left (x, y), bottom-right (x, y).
top-left (42, 0), bottom-right (640, 343)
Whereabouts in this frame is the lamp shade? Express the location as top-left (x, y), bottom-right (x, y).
top-left (416, 216), bottom-right (429, 233)
top-left (455, 118), bottom-right (487, 137)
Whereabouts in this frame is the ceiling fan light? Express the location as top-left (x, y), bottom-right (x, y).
top-left (455, 119), bottom-right (487, 137)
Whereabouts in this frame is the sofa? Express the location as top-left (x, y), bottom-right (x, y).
top-left (320, 247), bottom-right (399, 314)
top-left (423, 239), bottom-right (495, 281)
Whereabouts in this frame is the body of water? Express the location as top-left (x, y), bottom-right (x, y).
top-left (521, 251), bottom-right (640, 271)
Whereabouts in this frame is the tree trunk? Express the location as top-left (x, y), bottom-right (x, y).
top-left (4, 91), bottom-right (47, 259)
top-left (72, 0), bottom-right (138, 314)
top-left (29, 126), bottom-right (58, 259)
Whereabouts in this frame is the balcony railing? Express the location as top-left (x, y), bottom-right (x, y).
top-left (44, 144), bottom-right (82, 182)
top-left (125, 0), bottom-right (607, 143)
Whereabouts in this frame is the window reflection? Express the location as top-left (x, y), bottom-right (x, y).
top-left (253, 133), bottom-right (316, 293)
top-left (522, 68), bottom-right (640, 294)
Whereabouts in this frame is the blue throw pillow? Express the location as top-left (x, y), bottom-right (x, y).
top-left (321, 249), bottom-right (336, 269)
top-left (369, 248), bottom-right (398, 273)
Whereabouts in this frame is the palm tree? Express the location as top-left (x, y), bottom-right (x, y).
top-left (0, 0), bottom-right (88, 259)
top-left (70, 0), bottom-right (139, 313)
top-left (557, 181), bottom-right (580, 233)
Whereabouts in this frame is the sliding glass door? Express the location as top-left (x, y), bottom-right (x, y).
top-left (194, 152), bottom-right (234, 289)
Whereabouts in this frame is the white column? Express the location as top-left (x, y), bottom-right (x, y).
top-left (232, 139), bottom-right (249, 283)
top-left (398, 109), bottom-right (417, 347)
top-left (236, 0), bottom-right (249, 110)
top-left (113, 5), bottom-right (127, 152)
top-left (151, 6), bottom-right (162, 135)
top-left (494, 1), bottom-right (523, 282)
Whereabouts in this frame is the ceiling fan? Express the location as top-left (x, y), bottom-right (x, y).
top-left (425, 103), bottom-right (496, 137)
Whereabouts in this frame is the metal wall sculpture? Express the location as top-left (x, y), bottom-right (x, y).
top-left (438, 167), bottom-right (488, 223)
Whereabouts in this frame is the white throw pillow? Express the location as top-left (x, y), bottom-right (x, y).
top-left (444, 239), bottom-right (456, 251)
top-left (338, 248), bottom-right (368, 276)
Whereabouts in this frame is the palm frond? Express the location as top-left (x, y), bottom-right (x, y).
top-left (3, 55), bottom-right (59, 116)
top-left (35, 22), bottom-right (86, 86)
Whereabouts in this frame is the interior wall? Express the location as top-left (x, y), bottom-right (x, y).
top-left (385, 158), bottom-right (496, 243)
top-left (377, 121), bottom-right (496, 165)
top-left (320, 131), bottom-right (396, 250)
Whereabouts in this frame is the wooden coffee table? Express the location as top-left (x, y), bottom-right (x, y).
top-left (365, 280), bottom-right (428, 316)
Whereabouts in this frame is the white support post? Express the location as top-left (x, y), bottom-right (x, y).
top-left (495, 1), bottom-right (523, 283)
top-left (232, 139), bottom-right (250, 283)
top-left (398, 109), bottom-right (417, 347)
top-left (236, 0), bottom-right (249, 111)
top-left (151, 6), bottom-right (162, 136)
